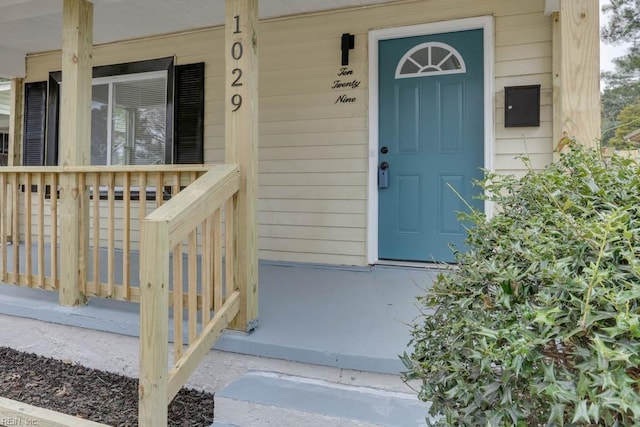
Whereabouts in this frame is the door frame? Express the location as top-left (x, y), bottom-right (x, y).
top-left (367, 16), bottom-right (495, 264)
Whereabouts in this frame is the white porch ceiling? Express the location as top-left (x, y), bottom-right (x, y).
top-left (0, 0), bottom-right (397, 77)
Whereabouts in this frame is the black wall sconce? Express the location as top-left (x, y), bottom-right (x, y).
top-left (341, 33), bottom-right (355, 66)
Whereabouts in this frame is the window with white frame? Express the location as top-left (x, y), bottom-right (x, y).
top-left (91, 71), bottom-right (167, 166)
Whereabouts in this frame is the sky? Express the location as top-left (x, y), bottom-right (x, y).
top-left (600, 0), bottom-right (632, 72)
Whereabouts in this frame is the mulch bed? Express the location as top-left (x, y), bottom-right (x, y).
top-left (0, 347), bottom-right (214, 426)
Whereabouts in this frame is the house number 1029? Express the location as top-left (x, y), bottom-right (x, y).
top-left (230, 15), bottom-right (243, 112)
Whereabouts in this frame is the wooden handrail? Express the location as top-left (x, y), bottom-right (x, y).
top-left (139, 163), bottom-right (242, 426)
top-left (63, 165), bottom-right (214, 173)
top-left (144, 163), bottom-right (240, 247)
top-left (0, 167), bottom-right (63, 173)
top-left (0, 164), bottom-right (214, 173)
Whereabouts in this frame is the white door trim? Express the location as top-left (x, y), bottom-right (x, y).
top-left (367, 16), bottom-right (495, 265)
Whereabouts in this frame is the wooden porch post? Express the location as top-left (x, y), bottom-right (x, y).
top-left (552, 11), bottom-right (562, 159)
top-left (59, 0), bottom-right (92, 306)
top-left (138, 221), bottom-right (169, 426)
top-left (5, 78), bottom-right (23, 243)
top-left (555, 0), bottom-right (600, 149)
top-left (8, 78), bottom-right (23, 167)
top-left (225, 0), bottom-right (259, 331)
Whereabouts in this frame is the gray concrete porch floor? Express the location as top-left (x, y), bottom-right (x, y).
top-left (0, 259), bottom-right (437, 375)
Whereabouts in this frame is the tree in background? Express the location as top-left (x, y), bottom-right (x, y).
top-left (607, 102), bottom-right (640, 146)
top-left (601, 0), bottom-right (640, 145)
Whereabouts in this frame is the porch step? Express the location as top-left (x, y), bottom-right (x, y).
top-left (213, 371), bottom-right (431, 427)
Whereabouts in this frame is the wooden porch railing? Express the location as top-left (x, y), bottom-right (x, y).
top-left (0, 165), bottom-right (209, 300)
top-left (138, 163), bottom-right (241, 425)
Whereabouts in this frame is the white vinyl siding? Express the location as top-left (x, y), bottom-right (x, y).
top-left (23, 0), bottom-right (553, 266)
top-left (494, 11), bottom-right (554, 175)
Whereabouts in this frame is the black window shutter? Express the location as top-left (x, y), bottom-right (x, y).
top-left (23, 81), bottom-right (47, 166)
top-left (174, 63), bottom-right (205, 164)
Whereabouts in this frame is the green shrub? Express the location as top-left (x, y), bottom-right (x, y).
top-left (403, 147), bottom-right (640, 426)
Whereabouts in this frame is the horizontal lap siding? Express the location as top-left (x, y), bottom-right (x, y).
top-left (494, 10), bottom-right (554, 173)
top-left (23, 0), bottom-right (552, 266)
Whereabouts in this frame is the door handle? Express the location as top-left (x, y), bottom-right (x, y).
top-left (378, 162), bottom-right (389, 189)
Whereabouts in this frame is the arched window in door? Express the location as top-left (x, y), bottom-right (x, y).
top-left (395, 41), bottom-right (466, 79)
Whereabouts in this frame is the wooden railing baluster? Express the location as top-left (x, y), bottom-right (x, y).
top-left (155, 172), bottom-right (162, 209)
top-left (11, 173), bottom-right (18, 283)
top-left (51, 173), bottom-right (58, 289)
top-left (107, 173), bottom-right (115, 297)
top-left (225, 197), bottom-right (235, 303)
top-left (92, 173), bottom-right (100, 296)
top-left (123, 172), bottom-right (131, 300)
top-left (79, 172), bottom-right (88, 296)
top-left (0, 173), bottom-right (7, 282)
top-left (37, 173), bottom-right (45, 288)
top-left (202, 217), bottom-right (212, 325)
top-left (188, 229), bottom-right (198, 344)
top-left (172, 241), bottom-right (184, 362)
top-left (139, 172), bottom-right (147, 224)
top-left (24, 173), bottom-right (32, 286)
top-left (213, 209), bottom-right (222, 311)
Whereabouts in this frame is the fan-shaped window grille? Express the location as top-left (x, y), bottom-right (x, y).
top-left (395, 42), bottom-right (466, 79)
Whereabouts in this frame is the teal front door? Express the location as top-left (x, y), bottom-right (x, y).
top-left (378, 29), bottom-right (484, 263)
